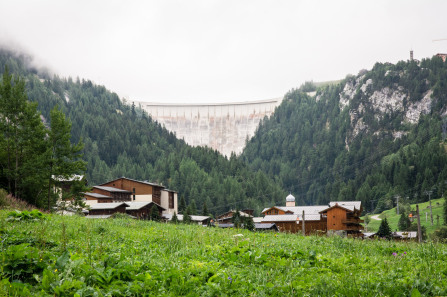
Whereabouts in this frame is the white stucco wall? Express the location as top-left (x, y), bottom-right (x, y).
top-left (134, 194), bottom-right (152, 202)
top-left (160, 190), bottom-right (178, 215)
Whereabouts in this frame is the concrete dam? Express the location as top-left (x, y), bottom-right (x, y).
top-left (140, 98), bottom-right (283, 157)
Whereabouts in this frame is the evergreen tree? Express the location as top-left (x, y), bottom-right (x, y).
top-left (232, 209), bottom-right (242, 229)
top-left (202, 201), bottom-right (208, 216)
top-left (398, 211), bottom-right (411, 231)
top-left (172, 211), bottom-right (179, 224)
top-left (0, 66), bottom-right (47, 204)
top-left (183, 206), bottom-right (192, 224)
top-left (46, 105), bottom-right (86, 210)
top-left (190, 199), bottom-right (197, 215)
top-left (150, 205), bottom-right (160, 221)
top-left (243, 216), bottom-right (255, 231)
top-left (179, 196), bottom-right (186, 213)
top-left (376, 218), bottom-right (392, 239)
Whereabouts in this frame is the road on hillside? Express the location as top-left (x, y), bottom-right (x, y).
top-left (371, 215), bottom-right (381, 221)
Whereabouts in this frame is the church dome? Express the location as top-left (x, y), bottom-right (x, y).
top-left (286, 193), bottom-right (295, 202)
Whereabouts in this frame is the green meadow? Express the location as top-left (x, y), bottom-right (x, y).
top-left (1, 210), bottom-right (447, 296)
top-left (365, 198), bottom-right (445, 235)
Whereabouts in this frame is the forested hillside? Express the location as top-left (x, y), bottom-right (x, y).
top-left (0, 49), bottom-right (285, 215)
top-left (242, 56), bottom-right (447, 214)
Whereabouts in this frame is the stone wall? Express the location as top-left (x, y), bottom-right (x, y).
top-left (140, 98), bottom-right (282, 157)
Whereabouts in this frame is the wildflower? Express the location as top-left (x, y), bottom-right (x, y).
top-left (54, 269), bottom-right (58, 272)
top-left (403, 252), bottom-right (407, 255)
top-left (392, 252), bottom-right (397, 256)
top-left (228, 276), bottom-right (233, 284)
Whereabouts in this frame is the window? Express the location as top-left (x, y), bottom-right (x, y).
top-left (169, 192), bottom-right (174, 209)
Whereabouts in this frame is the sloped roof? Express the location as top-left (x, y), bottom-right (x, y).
top-left (126, 201), bottom-right (166, 211)
top-left (262, 205), bottom-right (328, 215)
top-left (52, 174), bottom-right (84, 182)
top-left (162, 214), bottom-right (210, 222)
top-left (100, 177), bottom-right (166, 189)
top-left (255, 223), bottom-right (278, 230)
top-left (217, 223), bottom-right (234, 228)
top-left (89, 202), bottom-right (130, 210)
top-left (329, 201), bottom-right (361, 210)
top-left (297, 214), bottom-right (323, 221)
top-left (84, 192), bottom-right (111, 199)
top-left (319, 204), bottom-right (354, 214)
top-left (86, 215), bottom-right (112, 219)
top-left (253, 217), bottom-right (264, 223)
top-left (262, 214), bottom-right (298, 222)
top-left (93, 186), bottom-right (132, 193)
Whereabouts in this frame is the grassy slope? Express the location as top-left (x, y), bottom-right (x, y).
top-left (365, 198), bottom-right (445, 234)
top-left (1, 210), bottom-right (447, 296)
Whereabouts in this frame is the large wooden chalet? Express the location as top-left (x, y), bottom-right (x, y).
top-left (260, 194), bottom-right (363, 237)
top-left (84, 177), bottom-right (178, 217)
top-left (320, 201), bottom-right (364, 237)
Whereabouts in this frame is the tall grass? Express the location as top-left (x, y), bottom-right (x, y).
top-left (1, 211), bottom-right (446, 296)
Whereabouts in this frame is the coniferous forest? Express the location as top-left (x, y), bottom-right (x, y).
top-left (1, 48), bottom-right (447, 217)
top-left (242, 57), bottom-right (447, 214)
top-left (0, 49), bottom-right (285, 215)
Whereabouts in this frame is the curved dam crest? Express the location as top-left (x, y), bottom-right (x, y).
top-left (140, 98), bottom-right (283, 157)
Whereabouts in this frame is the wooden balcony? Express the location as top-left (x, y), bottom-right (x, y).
top-left (342, 218), bottom-right (364, 224)
top-left (345, 225), bottom-right (363, 231)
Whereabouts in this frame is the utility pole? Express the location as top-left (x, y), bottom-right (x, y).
top-left (302, 210), bottom-right (306, 236)
top-left (416, 205), bottom-right (422, 243)
top-left (424, 190), bottom-right (434, 226)
top-left (394, 195), bottom-right (400, 215)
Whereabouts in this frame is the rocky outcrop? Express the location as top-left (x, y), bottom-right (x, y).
top-left (405, 90), bottom-right (432, 124)
top-left (368, 87), bottom-right (406, 117)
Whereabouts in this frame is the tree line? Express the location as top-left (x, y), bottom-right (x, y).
top-left (242, 56), bottom-right (447, 219)
top-left (0, 49), bottom-right (285, 215)
top-left (0, 66), bottom-right (86, 209)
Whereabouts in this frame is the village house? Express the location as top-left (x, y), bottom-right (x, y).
top-left (126, 201), bottom-right (165, 219)
top-left (88, 202), bottom-right (130, 218)
top-left (260, 194), bottom-right (363, 236)
top-left (162, 214), bottom-right (211, 225)
top-left (216, 209), bottom-right (254, 224)
top-left (83, 177), bottom-right (178, 216)
top-left (52, 174), bottom-right (86, 199)
top-left (319, 201), bottom-right (364, 237)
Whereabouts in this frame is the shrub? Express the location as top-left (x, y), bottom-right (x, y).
top-left (432, 226), bottom-right (447, 242)
top-left (0, 189), bottom-right (34, 211)
top-left (6, 210), bottom-right (46, 222)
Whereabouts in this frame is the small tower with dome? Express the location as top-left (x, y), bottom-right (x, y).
top-left (286, 193), bottom-right (295, 207)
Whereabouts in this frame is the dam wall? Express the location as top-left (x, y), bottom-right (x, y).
top-left (140, 98), bottom-right (282, 157)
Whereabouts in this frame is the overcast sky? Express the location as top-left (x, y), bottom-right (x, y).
top-left (0, 0), bottom-right (446, 104)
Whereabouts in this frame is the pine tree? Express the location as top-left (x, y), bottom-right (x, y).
top-left (46, 105), bottom-right (86, 210)
top-left (243, 216), bottom-right (255, 231)
top-left (190, 199), bottom-right (197, 215)
top-left (398, 211), bottom-right (411, 231)
top-left (377, 218), bottom-right (392, 239)
top-left (150, 205), bottom-right (160, 221)
top-left (0, 66), bottom-right (47, 204)
top-left (202, 202), bottom-right (208, 216)
top-left (172, 211), bottom-right (179, 224)
top-left (183, 206), bottom-right (192, 224)
top-left (179, 196), bottom-right (186, 213)
top-left (232, 209), bottom-right (242, 229)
